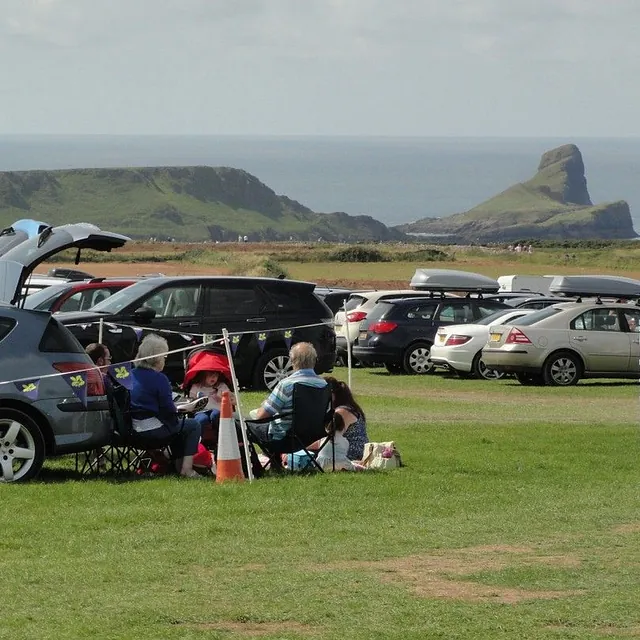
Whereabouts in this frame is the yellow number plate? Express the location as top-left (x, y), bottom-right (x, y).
top-left (490, 333), bottom-right (501, 342)
top-left (437, 334), bottom-right (446, 343)
top-left (359, 331), bottom-right (368, 341)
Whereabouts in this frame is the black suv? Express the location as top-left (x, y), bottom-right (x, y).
top-left (56, 276), bottom-right (335, 389)
top-left (352, 295), bottom-right (508, 374)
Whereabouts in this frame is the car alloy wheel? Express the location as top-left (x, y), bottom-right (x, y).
top-left (253, 348), bottom-right (294, 390)
top-left (543, 351), bottom-right (581, 386)
top-left (0, 410), bottom-right (45, 483)
top-left (472, 351), bottom-right (505, 380)
top-left (402, 342), bottom-right (434, 375)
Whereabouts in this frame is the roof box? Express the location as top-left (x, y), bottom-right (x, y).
top-left (410, 269), bottom-right (500, 293)
top-left (548, 275), bottom-right (640, 299)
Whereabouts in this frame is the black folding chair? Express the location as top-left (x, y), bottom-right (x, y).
top-left (245, 383), bottom-right (334, 473)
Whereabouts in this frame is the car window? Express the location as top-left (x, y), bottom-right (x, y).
top-left (140, 285), bottom-right (201, 318)
top-left (475, 309), bottom-right (519, 326)
top-left (622, 310), bottom-right (640, 332)
top-left (571, 308), bottom-right (622, 332)
top-left (86, 287), bottom-right (113, 309)
top-left (204, 285), bottom-right (266, 317)
top-left (516, 307), bottom-right (562, 326)
top-left (476, 303), bottom-right (506, 318)
top-left (405, 302), bottom-right (438, 320)
top-left (0, 317), bottom-right (17, 342)
top-left (58, 291), bottom-right (83, 312)
top-left (91, 280), bottom-right (158, 313)
top-left (345, 295), bottom-right (367, 312)
top-left (437, 303), bottom-right (473, 323)
top-left (39, 318), bottom-right (85, 353)
top-left (22, 284), bottom-right (69, 310)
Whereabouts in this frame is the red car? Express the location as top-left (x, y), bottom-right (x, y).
top-left (23, 278), bottom-right (137, 313)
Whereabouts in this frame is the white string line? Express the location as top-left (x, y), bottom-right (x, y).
top-left (0, 337), bottom-right (225, 387)
top-left (62, 319), bottom-right (334, 337)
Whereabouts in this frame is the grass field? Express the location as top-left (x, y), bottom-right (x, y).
top-left (2, 368), bottom-right (639, 640)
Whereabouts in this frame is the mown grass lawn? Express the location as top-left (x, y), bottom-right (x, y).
top-left (1, 369), bottom-right (639, 640)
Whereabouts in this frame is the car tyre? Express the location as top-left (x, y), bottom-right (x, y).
top-left (542, 351), bottom-right (582, 386)
top-left (402, 342), bottom-right (434, 375)
top-left (252, 348), bottom-right (294, 391)
top-left (472, 351), bottom-right (505, 380)
top-left (0, 408), bottom-right (46, 483)
top-left (385, 363), bottom-right (404, 375)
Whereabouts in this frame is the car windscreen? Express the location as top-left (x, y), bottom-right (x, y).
top-left (513, 306), bottom-right (563, 326)
top-left (22, 284), bottom-right (70, 310)
top-left (89, 280), bottom-right (158, 313)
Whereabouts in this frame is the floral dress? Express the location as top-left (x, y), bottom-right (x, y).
top-left (337, 404), bottom-right (369, 460)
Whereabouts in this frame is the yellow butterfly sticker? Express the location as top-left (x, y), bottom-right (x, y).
top-left (258, 333), bottom-right (267, 341)
top-left (22, 383), bottom-right (37, 393)
top-left (284, 330), bottom-right (292, 339)
top-left (232, 335), bottom-right (241, 344)
top-left (70, 375), bottom-right (86, 388)
top-left (114, 366), bottom-right (130, 380)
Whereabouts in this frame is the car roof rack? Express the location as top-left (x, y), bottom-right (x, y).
top-left (410, 268), bottom-right (500, 295)
top-left (548, 275), bottom-right (640, 300)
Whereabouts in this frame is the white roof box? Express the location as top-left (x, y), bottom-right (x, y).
top-left (410, 268), bottom-right (499, 293)
top-left (548, 275), bottom-right (640, 299)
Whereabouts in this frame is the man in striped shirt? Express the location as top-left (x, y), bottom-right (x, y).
top-left (248, 342), bottom-right (327, 441)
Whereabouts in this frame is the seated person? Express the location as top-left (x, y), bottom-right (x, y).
top-left (316, 413), bottom-right (366, 472)
top-left (130, 334), bottom-right (202, 478)
top-left (247, 342), bottom-right (327, 442)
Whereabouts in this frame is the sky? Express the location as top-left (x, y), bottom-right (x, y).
top-left (1, 0), bottom-right (640, 137)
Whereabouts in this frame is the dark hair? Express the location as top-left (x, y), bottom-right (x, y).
top-left (85, 342), bottom-right (108, 364)
top-left (323, 376), bottom-right (365, 421)
top-left (326, 411), bottom-right (345, 436)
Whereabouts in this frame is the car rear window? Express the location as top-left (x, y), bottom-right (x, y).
top-left (39, 318), bottom-right (85, 353)
top-left (345, 295), bottom-right (368, 312)
top-left (514, 306), bottom-right (563, 326)
top-left (0, 317), bottom-right (17, 343)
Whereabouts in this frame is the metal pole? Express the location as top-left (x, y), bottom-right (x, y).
top-left (343, 298), bottom-right (352, 389)
top-left (98, 317), bottom-right (104, 344)
top-left (222, 328), bottom-right (254, 482)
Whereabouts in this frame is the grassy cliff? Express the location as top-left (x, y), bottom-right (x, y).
top-left (0, 166), bottom-right (404, 242)
top-left (397, 144), bottom-right (636, 242)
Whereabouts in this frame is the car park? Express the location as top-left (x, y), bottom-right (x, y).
top-left (481, 275), bottom-right (640, 386)
top-left (353, 295), bottom-right (509, 374)
top-left (56, 276), bottom-right (336, 390)
top-left (23, 278), bottom-right (137, 313)
top-left (430, 308), bottom-right (535, 379)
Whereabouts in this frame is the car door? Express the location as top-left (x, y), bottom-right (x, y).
top-left (0, 223), bottom-right (129, 304)
top-left (118, 282), bottom-right (204, 382)
top-left (402, 300), bottom-right (440, 342)
top-left (621, 309), bottom-right (640, 373)
top-left (201, 281), bottom-right (273, 378)
top-left (570, 308), bottom-right (632, 373)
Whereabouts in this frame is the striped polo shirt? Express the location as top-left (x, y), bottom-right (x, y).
top-left (262, 369), bottom-right (327, 439)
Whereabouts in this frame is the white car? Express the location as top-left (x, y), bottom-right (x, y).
top-left (430, 308), bottom-right (535, 379)
top-left (334, 289), bottom-right (429, 363)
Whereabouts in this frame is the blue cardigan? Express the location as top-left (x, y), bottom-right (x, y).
top-left (130, 367), bottom-right (177, 427)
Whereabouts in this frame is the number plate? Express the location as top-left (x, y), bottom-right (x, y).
top-left (334, 324), bottom-right (342, 332)
top-left (490, 333), bottom-right (501, 342)
top-left (359, 331), bottom-right (368, 341)
top-left (437, 334), bottom-right (446, 343)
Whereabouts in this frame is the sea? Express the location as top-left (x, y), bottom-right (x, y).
top-left (1, 135), bottom-right (639, 231)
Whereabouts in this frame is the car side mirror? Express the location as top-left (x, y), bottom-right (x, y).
top-left (133, 306), bottom-right (156, 322)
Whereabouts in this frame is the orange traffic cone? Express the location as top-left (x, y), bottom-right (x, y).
top-left (216, 391), bottom-right (244, 483)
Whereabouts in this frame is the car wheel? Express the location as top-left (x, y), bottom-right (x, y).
top-left (514, 372), bottom-right (545, 386)
top-left (402, 342), bottom-right (434, 375)
top-left (471, 352), bottom-right (505, 380)
top-left (542, 351), bottom-right (582, 386)
top-left (385, 363), bottom-right (404, 375)
top-left (252, 348), bottom-right (294, 391)
top-left (0, 409), bottom-right (46, 483)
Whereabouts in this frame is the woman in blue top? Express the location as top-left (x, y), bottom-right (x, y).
top-left (324, 376), bottom-right (369, 461)
top-left (130, 334), bottom-right (202, 478)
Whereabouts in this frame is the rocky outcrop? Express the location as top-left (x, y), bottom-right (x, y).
top-left (397, 144), bottom-right (637, 242)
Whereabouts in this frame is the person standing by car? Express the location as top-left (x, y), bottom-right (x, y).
top-left (130, 334), bottom-right (202, 478)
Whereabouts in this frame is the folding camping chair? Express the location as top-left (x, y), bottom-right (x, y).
top-left (244, 383), bottom-right (334, 473)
